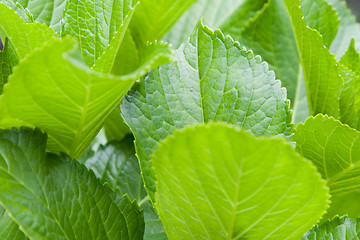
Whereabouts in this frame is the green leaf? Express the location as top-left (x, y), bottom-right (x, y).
top-left (321, 191), bottom-right (360, 224)
top-left (0, 127), bottom-right (144, 240)
top-left (163, 0), bottom-right (267, 48)
top-left (237, 0), bottom-right (300, 105)
top-left (0, 38), bottom-right (137, 158)
top-left (122, 23), bottom-right (293, 202)
top-left (84, 135), bottom-right (166, 240)
top-left (62, 0), bottom-right (136, 67)
top-left (0, 206), bottom-right (27, 240)
top-left (302, 216), bottom-right (360, 240)
top-left (11, 0), bottom-right (66, 33)
top-left (0, 0), bottom-right (34, 23)
top-left (285, 0), bottom-right (342, 117)
top-left (0, 3), bottom-right (57, 60)
top-left (129, 0), bottom-right (197, 49)
top-left (238, 0), bottom-right (342, 117)
top-left (338, 39), bottom-right (360, 130)
top-left (295, 114), bottom-right (360, 196)
top-left (103, 107), bottom-right (131, 142)
top-left (0, 48), bottom-right (11, 94)
top-left (328, 0), bottom-right (360, 59)
top-left (152, 123), bottom-right (329, 240)
top-left (301, 0), bottom-right (340, 48)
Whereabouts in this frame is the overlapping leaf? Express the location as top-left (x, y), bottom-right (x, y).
top-left (295, 114), bottom-right (360, 196)
top-left (0, 206), bottom-right (27, 240)
top-left (3, 0), bottom-right (66, 33)
top-left (0, 3), bottom-right (57, 60)
top-left (153, 123), bottom-right (329, 239)
top-left (122, 23), bottom-right (293, 201)
top-left (302, 216), bottom-right (360, 240)
top-left (0, 38), bottom-right (137, 158)
top-left (0, 127), bottom-right (144, 239)
top-left (84, 136), bottom-right (166, 240)
top-left (163, 0), bottom-right (267, 48)
top-left (328, 0), bottom-right (360, 59)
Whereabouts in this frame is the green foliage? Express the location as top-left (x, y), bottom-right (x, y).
top-left (302, 216), bottom-right (360, 240)
top-left (1, 0), bottom-right (360, 239)
top-left (122, 22), bottom-right (292, 201)
top-left (0, 127), bottom-right (144, 239)
top-left (153, 123), bottom-right (329, 239)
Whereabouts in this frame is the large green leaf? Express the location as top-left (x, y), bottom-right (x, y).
top-left (5, 0), bottom-right (66, 33)
top-left (0, 3), bottom-right (57, 60)
top-left (163, 0), bottom-right (267, 48)
top-left (0, 127), bottom-right (144, 239)
top-left (152, 123), bottom-right (329, 239)
top-left (0, 38), bottom-right (137, 158)
top-left (122, 23), bottom-right (293, 202)
top-left (103, 107), bottom-right (131, 142)
top-left (0, 206), bottom-right (27, 240)
top-left (0, 48), bottom-right (10, 93)
top-left (302, 216), bottom-right (360, 240)
top-left (84, 136), bottom-right (166, 240)
top-left (295, 114), bottom-right (360, 196)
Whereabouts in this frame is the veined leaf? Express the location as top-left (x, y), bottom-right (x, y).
top-left (153, 123), bottom-right (329, 240)
top-left (129, 0), bottom-right (197, 49)
top-left (301, 0), bottom-right (339, 48)
top-left (0, 38), bottom-right (137, 158)
top-left (0, 47), bottom-right (10, 93)
top-left (0, 3), bottom-right (57, 60)
top-left (122, 23), bottom-right (293, 202)
top-left (84, 136), bottom-right (166, 240)
top-left (0, 206), bottom-right (27, 240)
top-left (62, 0), bottom-right (136, 67)
top-left (328, 0), bottom-right (360, 59)
top-left (284, 0), bottom-right (342, 117)
top-left (295, 114), bottom-right (360, 196)
top-left (0, 0), bottom-right (34, 23)
top-left (0, 127), bottom-right (144, 239)
top-left (302, 216), bottom-right (360, 240)
top-left (339, 39), bottom-right (360, 130)
top-left (163, 0), bottom-right (267, 48)
top-left (239, 0), bottom-right (342, 117)
top-left (10, 0), bottom-right (66, 33)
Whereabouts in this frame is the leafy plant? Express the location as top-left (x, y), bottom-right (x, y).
top-left (1, 0), bottom-right (360, 239)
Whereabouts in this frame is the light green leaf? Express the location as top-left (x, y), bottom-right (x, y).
top-left (0, 0), bottom-right (34, 23)
top-left (62, 0), bottom-right (136, 67)
top-left (84, 135), bottom-right (166, 240)
top-left (11, 0), bottom-right (66, 33)
top-left (328, 0), bottom-right (360, 59)
top-left (0, 206), bottom-right (27, 240)
top-left (0, 127), bottom-right (144, 240)
top-left (0, 3), bottom-right (57, 60)
top-left (302, 216), bottom-right (360, 240)
top-left (153, 123), bottom-right (329, 240)
top-left (122, 23), bottom-right (293, 202)
top-left (163, 0), bottom-right (267, 48)
top-left (284, 0), bottom-right (342, 117)
top-left (0, 38), bottom-right (137, 158)
top-left (129, 0), bottom-right (197, 49)
top-left (295, 114), bottom-right (360, 196)
top-left (238, 0), bottom-right (342, 116)
top-left (301, 0), bottom-right (340, 48)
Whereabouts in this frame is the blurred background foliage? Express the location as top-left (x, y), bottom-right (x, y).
top-left (0, 0), bottom-right (359, 51)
